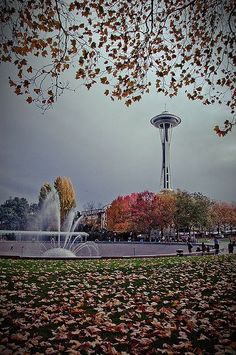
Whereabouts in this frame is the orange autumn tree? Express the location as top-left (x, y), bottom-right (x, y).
top-left (107, 191), bottom-right (159, 234)
top-left (107, 191), bottom-right (175, 234)
top-left (54, 176), bottom-right (76, 227)
top-left (226, 203), bottom-right (236, 232)
top-left (153, 191), bottom-right (176, 232)
top-left (211, 201), bottom-right (236, 233)
top-left (129, 191), bottom-right (157, 234)
top-left (106, 195), bottom-right (134, 233)
top-left (0, 0), bottom-right (235, 133)
top-left (129, 191), bottom-right (176, 234)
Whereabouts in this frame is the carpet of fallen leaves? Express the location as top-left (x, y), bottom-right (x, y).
top-left (0, 255), bottom-right (236, 355)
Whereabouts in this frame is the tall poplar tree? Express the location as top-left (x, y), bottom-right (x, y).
top-left (54, 176), bottom-right (77, 226)
top-left (39, 182), bottom-right (53, 208)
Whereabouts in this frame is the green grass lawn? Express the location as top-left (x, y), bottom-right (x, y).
top-left (0, 256), bottom-right (236, 354)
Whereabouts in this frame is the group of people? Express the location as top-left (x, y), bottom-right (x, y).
top-left (187, 236), bottom-right (235, 255)
top-left (187, 240), bottom-right (211, 254)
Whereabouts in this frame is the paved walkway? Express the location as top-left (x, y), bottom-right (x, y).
top-left (0, 240), bottom-right (226, 259)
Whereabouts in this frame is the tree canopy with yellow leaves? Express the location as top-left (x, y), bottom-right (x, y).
top-left (0, 0), bottom-right (235, 134)
top-left (38, 177), bottom-right (76, 227)
top-left (54, 176), bottom-right (76, 226)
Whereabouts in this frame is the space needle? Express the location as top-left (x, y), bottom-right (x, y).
top-left (150, 111), bottom-right (181, 190)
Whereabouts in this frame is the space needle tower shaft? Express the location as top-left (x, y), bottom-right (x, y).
top-left (150, 111), bottom-right (181, 190)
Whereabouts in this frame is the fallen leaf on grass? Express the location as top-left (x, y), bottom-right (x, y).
top-left (197, 333), bottom-right (209, 340)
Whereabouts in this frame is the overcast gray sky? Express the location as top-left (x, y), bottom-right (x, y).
top-left (0, 63), bottom-right (235, 210)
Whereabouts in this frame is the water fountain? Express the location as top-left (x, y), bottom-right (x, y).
top-left (41, 240), bottom-right (100, 258)
top-left (0, 188), bottom-right (100, 258)
top-left (38, 188), bottom-right (100, 258)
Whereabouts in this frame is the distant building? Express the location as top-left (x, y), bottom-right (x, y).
top-left (81, 204), bottom-right (110, 230)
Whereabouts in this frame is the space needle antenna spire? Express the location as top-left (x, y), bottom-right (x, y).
top-left (150, 111), bottom-right (181, 190)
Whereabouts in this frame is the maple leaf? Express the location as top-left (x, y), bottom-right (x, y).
top-left (197, 334), bottom-right (209, 340)
top-left (75, 68), bottom-right (85, 79)
top-left (125, 99), bottom-right (132, 107)
top-left (152, 295), bottom-right (161, 302)
top-left (14, 87), bottom-right (21, 95)
top-left (8, 78), bottom-right (16, 87)
top-left (100, 76), bottom-right (109, 84)
top-left (26, 96), bottom-right (33, 103)
top-left (71, 39), bottom-right (76, 47)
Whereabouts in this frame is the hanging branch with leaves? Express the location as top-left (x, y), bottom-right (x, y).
top-left (0, 0), bottom-right (235, 134)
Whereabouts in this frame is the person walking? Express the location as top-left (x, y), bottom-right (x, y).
top-left (214, 237), bottom-right (219, 255)
top-left (201, 242), bottom-right (206, 254)
top-left (228, 240), bottom-right (234, 254)
top-left (187, 241), bottom-right (193, 253)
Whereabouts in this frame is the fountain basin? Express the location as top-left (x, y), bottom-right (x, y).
top-left (42, 247), bottom-right (76, 258)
